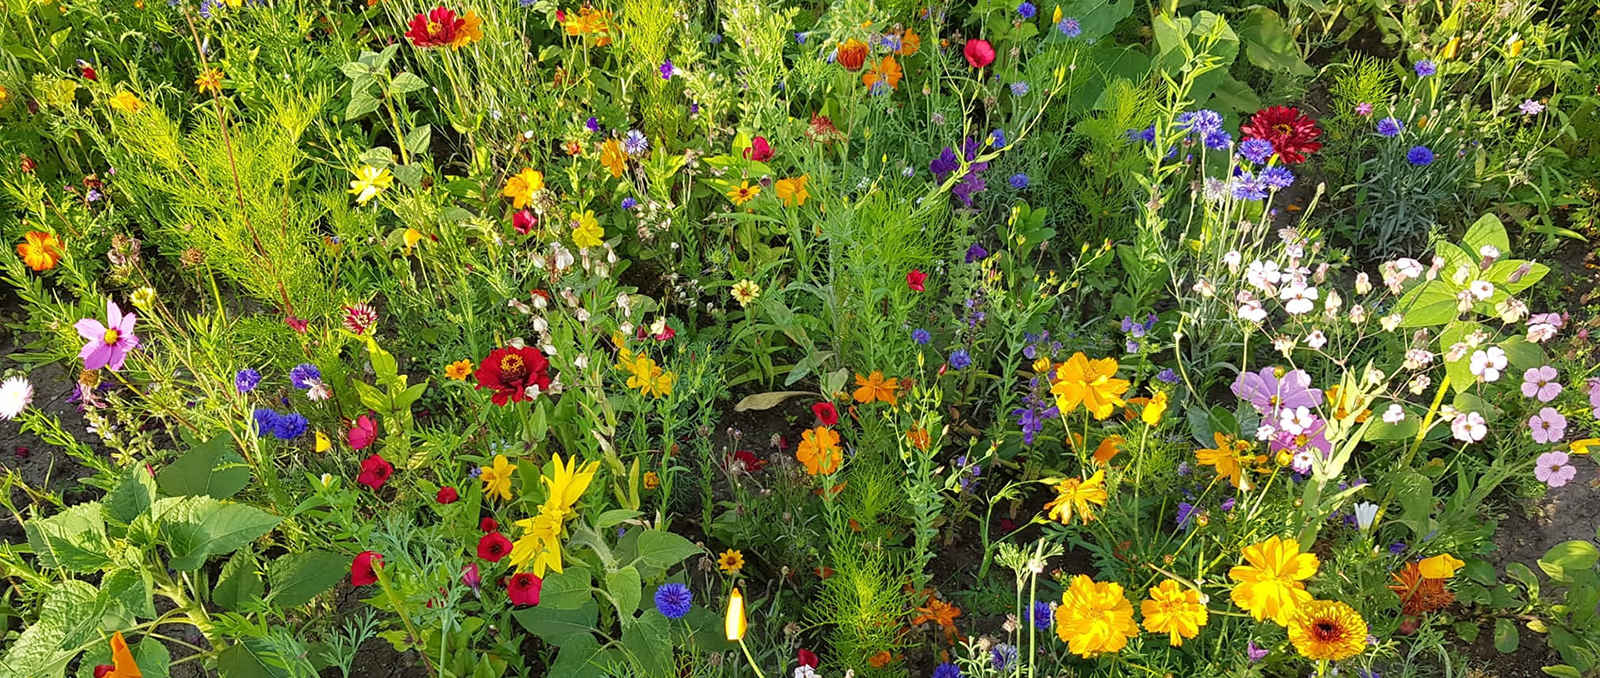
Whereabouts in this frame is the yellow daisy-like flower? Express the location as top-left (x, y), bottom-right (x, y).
top-left (444, 359), bottom-right (472, 381)
top-left (501, 167), bottom-right (544, 209)
top-left (1141, 390), bottom-right (1169, 426)
top-left (348, 166), bottom-right (393, 205)
top-left (1042, 469), bottom-right (1107, 525)
top-left (852, 370), bottom-right (899, 405)
top-left (774, 175), bottom-right (809, 207)
top-left (571, 209), bottom-right (603, 249)
top-left (451, 10), bottom-right (483, 48)
top-left (1418, 553), bottom-right (1464, 579)
top-left (1050, 352), bottom-right (1130, 420)
top-left (479, 454), bottom-right (518, 502)
top-left (726, 181), bottom-right (760, 206)
top-left (718, 549), bottom-right (745, 574)
top-left (1140, 580), bottom-right (1208, 646)
top-left (1229, 535), bottom-right (1319, 625)
top-left (195, 67), bottom-right (224, 95)
top-left (731, 279), bottom-right (761, 307)
top-left (509, 510), bottom-right (565, 576)
top-left (541, 452), bottom-right (599, 519)
top-left (108, 91), bottom-right (143, 115)
top-left (1196, 432), bottom-right (1256, 489)
top-left (1287, 600), bottom-right (1368, 661)
top-left (600, 138), bottom-right (627, 178)
top-left (1054, 575), bottom-right (1139, 657)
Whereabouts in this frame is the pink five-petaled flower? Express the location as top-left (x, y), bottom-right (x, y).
top-left (351, 550), bottom-right (383, 586)
top-left (963, 39), bottom-right (995, 68)
top-left (1529, 407), bottom-right (1567, 444)
top-left (1535, 451), bottom-right (1577, 488)
top-left (357, 453), bottom-right (394, 490)
top-left (349, 414), bottom-right (378, 450)
top-left (906, 269), bottom-right (927, 292)
top-left (507, 571), bottom-right (542, 606)
top-left (1521, 365), bottom-right (1562, 403)
top-left (76, 299), bottom-right (139, 371)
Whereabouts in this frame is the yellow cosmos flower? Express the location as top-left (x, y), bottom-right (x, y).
top-left (1043, 469), bottom-right (1107, 525)
top-left (571, 209), bottom-right (603, 249)
top-left (600, 138), bottom-right (626, 177)
top-left (1054, 575), bottom-right (1139, 657)
top-left (774, 175), bottom-right (809, 207)
top-left (1050, 352), bottom-right (1130, 420)
top-left (108, 91), bottom-right (143, 115)
top-left (1418, 553), bottom-right (1464, 579)
top-left (1229, 536), bottom-right (1319, 625)
top-left (1141, 580), bottom-right (1208, 646)
top-left (1288, 600), bottom-right (1368, 661)
top-left (1571, 438), bottom-right (1599, 455)
top-left (348, 166), bottom-right (393, 205)
top-left (501, 167), bottom-right (544, 209)
top-left (451, 10), bottom-right (483, 48)
top-left (403, 228), bottom-right (425, 254)
top-left (1196, 432), bottom-right (1257, 489)
top-left (479, 454), bottom-right (518, 502)
top-left (541, 452), bottom-right (599, 519)
top-left (726, 181), bottom-right (761, 205)
top-left (1142, 390), bottom-right (1168, 426)
top-left (718, 549), bottom-right (745, 573)
top-left (852, 370), bottom-right (899, 405)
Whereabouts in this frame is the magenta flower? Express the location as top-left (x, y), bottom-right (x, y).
top-left (1588, 378), bottom-right (1600, 419)
top-left (1232, 367), bottom-right (1323, 417)
top-left (1529, 407), bottom-right (1567, 444)
top-left (1273, 416), bottom-right (1332, 473)
top-left (1521, 365), bottom-right (1562, 402)
top-left (75, 299), bottom-right (139, 372)
top-left (1534, 451), bottom-right (1576, 488)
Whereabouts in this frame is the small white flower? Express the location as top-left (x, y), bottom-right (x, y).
top-left (1305, 330), bottom-right (1327, 349)
top-left (1478, 244), bottom-right (1501, 264)
top-left (1274, 335), bottom-right (1297, 356)
top-left (1354, 272), bottom-right (1372, 295)
top-left (1280, 284), bottom-right (1319, 315)
top-left (1353, 501), bottom-right (1380, 530)
top-left (1223, 250), bottom-right (1242, 273)
top-left (1380, 314), bottom-right (1404, 331)
top-left (0, 377), bottom-right (33, 420)
top-left (1469, 346), bottom-right (1508, 382)
top-left (1246, 260), bottom-right (1282, 291)
top-left (307, 383), bottom-right (333, 402)
top-left (1192, 279), bottom-right (1216, 297)
top-left (1469, 280), bottom-right (1495, 301)
top-left (1382, 403), bottom-right (1406, 424)
top-left (1280, 406), bottom-right (1315, 435)
top-left (573, 354), bottom-right (589, 370)
top-left (1408, 375), bottom-right (1432, 395)
top-left (1497, 298), bottom-right (1528, 323)
top-left (1527, 323), bottom-right (1558, 344)
top-left (1348, 305), bottom-right (1367, 324)
top-left (1451, 411), bottom-right (1487, 443)
top-left (1255, 424), bottom-right (1277, 441)
top-left (1394, 258), bottom-right (1425, 280)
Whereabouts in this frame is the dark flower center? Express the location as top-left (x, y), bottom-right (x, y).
top-left (1311, 619), bottom-right (1342, 641)
top-left (1275, 123), bottom-right (1293, 134)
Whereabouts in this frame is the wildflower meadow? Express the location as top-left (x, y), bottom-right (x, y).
top-left (3, 0), bottom-right (1600, 677)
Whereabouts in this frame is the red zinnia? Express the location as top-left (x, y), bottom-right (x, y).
top-left (906, 269), bottom-right (927, 292)
top-left (477, 533), bottom-right (513, 562)
top-left (351, 550), bottom-right (383, 586)
top-left (473, 345), bottom-right (552, 406)
top-left (405, 7), bottom-right (463, 48)
top-left (1239, 105), bottom-right (1323, 164)
top-left (744, 136), bottom-right (773, 162)
top-left (731, 449), bottom-right (767, 472)
top-left (357, 453), bottom-right (394, 490)
top-left (963, 39), bottom-right (995, 68)
top-left (813, 402), bottom-right (839, 426)
top-left (507, 571), bottom-right (543, 606)
top-left (436, 486), bottom-right (459, 504)
top-left (479, 517), bottom-right (499, 532)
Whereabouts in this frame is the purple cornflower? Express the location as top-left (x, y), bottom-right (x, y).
top-left (1261, 165), bottom-right (1294, 190)
top-left (1057, 17), bottom-right (1081, 37)
top-left (952, 173), bottom-right (986, 207)
top-left (252, 407), bottom-right (278, 433)
top-left (1175, 501), bottom-right (1197, 529)
top-left (1016, 1), bottom-right (1036, 18)
top-left (289, 363), bottom-right (321, 390)
top-left (1203, 129), bottom-right (1232, 150)
top-left (1178, 109), bottom-right (1223, 135)
top-left (623, 129), bottom-right (649, 156)
top-left (1128, 125), bottom-right (1156, 143)
top-left (949, 349), bottom-right (972, 370)
top-left (1414, 60), bottom-right (1436, 77)
top-left (1032, 600), bottom-right (1053, 630)
top-left (235, 368), bottom-right (262, 393)
top-left (1010, 81), bottom-right (1030, 96)
top-left (1376, 117), bottom-right (1404, 137)
top-left (653, 583), bottom-right (693, 619)
top-left (585, 116), bottom-right (600, 133)
top-left (912, 328), bottom-right (931, 345)
top-left (990, 644), bottom-right (1018, 671)
top-left (1519, 99), bottom-right (1545, 115)
top-left (933, 663), bottom-right (962, 678)
top-left (1232, 367), bottom-right (1323, 417)
top-left (1407, 145), bottom-right (1434, 166)
top-left (621, 196), bottom-right (638, 209)
top-left (989, 129), bottom-right (1007, 148)
top-left (272, 412), bottom-right (308, 440)
top-left (1157, 368), bottom-right (1179, 383)
top-left (1238, 137), bottom-right (1274, 163)
top-left (1009, 173), bottom-right (1030, 189)
top-left (1231, 174), bottom-right (1268, 201)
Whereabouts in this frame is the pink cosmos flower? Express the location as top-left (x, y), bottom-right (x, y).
top-left (76, 299), bottom-right (139, 371)
top-left (1529, 407), bottom-right (1567, 444)
top-left (1520, 365), bottom-right (1562, 402)
top-left (1534, 451), bottom-right (1576, 488)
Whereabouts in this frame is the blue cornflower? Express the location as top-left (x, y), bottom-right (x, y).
top-left (1178, 109), bottom-right (1223, 135)
top-left (1414, 60), bottom-right (1436, 77)
top-left (1017, 1), bottom-right (1036, 18)
top-left (1238, 137), bottom-right (1274, 163)
top-left (1231, 175), bottom-right (1268, 201)
top-left (1057, 17), bottom-right (1081, 37)
top-left (623, 129), bottom-right (649, 156)
top-left (289, 363), bottom-right (321, 390)
top-left (520, 0), bottom-right (535, 6)
top-left (621, 197), bottom-right (638, 209)
top-left (585, 116), bottom-right (600, 133)
top-left (949, 349), bottom-right (972, 370)
top-left (990, 644), bottom-right (1019, 671)
top-left (965, 242), bottom-right (988, 263)
top-left (252, 407), bottom-right (278, 433)
top-left (272, 412), bottom-right (308, 440)
top-left (1220, 497), bottom-right (1237, 512)
top-left (1261, 165), bottom-right (1295, 190)
top-left (1407, 145), bottom-right (1434, 166)
top-left (932, 663), bottom-right (962, 678)
top-left (1203, 129), bottom-right (1232, 151)
top-left (198, 0), bottom-right (219, 18)
top-left (1128, 125), bottom-right (1156, 144)
top-left (1376, 117), bottom-right (1404, 137)
top-left (989, 128), bottom-right (1007, 148)
top-left (1008, 173), bottom-right (1030, 189)
top-left (1390, 542), bottom-right (1408, 555)
top-left (1157, 368), bottom-right (1179, 383)
top-left (912, 328), bottom-right (931, 345)
top-left (794, 32), bottom-right (807, 44)
top-left (653, 583), bottom-right (693, 619)
top-left (1031, 600), bottom-right (1054, 630)
top-left (235, 368), bottom-right (262, 393)
top-left (1010, 81), bottom-right (1030, 96)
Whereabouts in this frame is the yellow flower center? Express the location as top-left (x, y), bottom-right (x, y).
top-left (427, 20), bottom-right (442, 35)
top-left (103, 329), bottom-right (119, 344)
top-left (499, 353), bottom-right (527, 378)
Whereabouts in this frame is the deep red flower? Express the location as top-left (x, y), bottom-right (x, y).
top-left (284, 315), bottom-right (308, 333)
top-left (480, 517), bottom-right (500, 532)
top-left (93, 666), bottom-right (113, 678)
top-left (513, 209), bottom-right (537, 235)
top-left (436, 486), bottom-right (459, 504)
top-left (357, 453), bottom-right (394, 490)
top-left (473, 345), bottom-right (552, 406)
top-left (652, 324), bottom-right (675, 342)
top-left (343, 303), bottom-right (378, 335)
top-left (731, 449), bottom-right (767, 472)
top-left (477, 533), bottom-right (513, 562)
top-left (351, 550), bottom-right (383, 586)
top-left (405, 7), bottom-right (463, 48)
top-left (813, 402), bottom-right (839, 426)
top-left (507, 571), bottom-right (543, 606)
top-left (744, 136), bottom-right (773, 162)
top-left (963, 39), bottom-right (995, 68)
top-left (79, 62), bottom-right (97, 80)
top-left (906, 269), bottom-right (927, 292)
top-left (1239, 105), bottom-right (1323, 164)
top-left (797, 649), bottom-right (819, 668)
top-left (348, 414), bottom-right (378, 451)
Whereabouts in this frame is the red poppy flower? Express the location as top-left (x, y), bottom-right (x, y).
top-left (744, 136), bottom-right (773, 162)
top-left (963, 39), bottom-right (995, 68)
top-left (405, 7), bottom-right (463, 48)
top-left (480, 517), bottom-right (499, 532)
top-left (477, 533), bottom-right (513, 562)
top-left (348, 414), bottom-right (378, 451)
top-left (351, 550), bottom-right (383, 586)
top-left (798, 649), bottom-right (819, 668)
top-left (837, 39), bottom-right (869, 71)
top-left (813, 402), bottom-right (839, 426)
top-left (473, 345), bottom-right (552, 406)
top-left (93, 666), bottom-right (112, 678)
top-left (357, 453), bottom-right (394, 490)
top-left (507, 571), bottom-right (543, 606)
top-left (1239, 105), bottom-right (1323, 164)
top-left (731, 449), bottom-right (767, 472)
top-left (906, 269), bottom-right (927, 292)
top-left (436, 486), bottom-right (459, 504)
top-left (513, 209), bottom-right (537, 235)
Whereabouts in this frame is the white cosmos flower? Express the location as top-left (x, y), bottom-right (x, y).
top-left (0, 377), bottom-right (32, 420)
top-left (1279, 406), bottom-right (1315, 435)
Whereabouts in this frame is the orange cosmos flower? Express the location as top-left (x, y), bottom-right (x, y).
top-left (852, 370), bottom-right (899, 405)
top-left (795, 426), bottom-right (842, 475)
top-left (861, 55), bottom-right (903, 90)
top-left (17, 231), bottom-right (63, 271)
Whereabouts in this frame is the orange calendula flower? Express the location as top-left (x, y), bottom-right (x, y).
top-left (444, 359), bottom-right (472, 380)
top-left (600, 138), bottom-right (626, 177)
top-left (451, 10), bottom-right (484, 48)
top-left (795, 426), bottom-right (842, 475)
top-left (17, 231), bottom-right (63, 271)
top-left (866, 650), bottom-right (893, 668)
top-left (911, 593), bottom-right (962, 644)
top-left (1287, 600), bottom-right (1368, 661)
top-left (1050, 353), bottom-right (1130, 420)
top-left (852, 370), bottom-right (899, 405)
top-left (1388, 561), bottom-right (1454, 615)
top-left (726, 181), bottom-right (760, 205)
top-left (861, 55), bottom-right (903, 90)
top-left (1043, 469), bottom-right (1107, 524)
top-left (1141, 580), bottom-right (1208, 646)
top-left (501, 168), bottom-right (544, 209)
top-left (774, 175), bottom-right (809, 207)
top-left (642, 470), bottom-right (660, 489)
top-left (1229, 536), bottom-right (1318, 625)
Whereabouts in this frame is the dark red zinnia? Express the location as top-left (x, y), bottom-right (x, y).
top-left (357, 453), bottom-right (394, 490)
top-left (405, 7), bottom-right (463, 48)
top-left (744, 136), bottom-right (773, 162)
top-left (351, 550), bottom-right (383, 586)
top-left (477, 533), bottom-right (512, 562)
top-left (507, 572), bottom-right (543, 607)
top-left (1239, 105), bottom-right (1323, 164)
top-left (474, 345), bottom-right (551, 406)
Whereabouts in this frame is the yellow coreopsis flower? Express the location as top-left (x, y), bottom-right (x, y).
top-left (1418, 553), bottom-right (1464, 579)
top-left (1042, 469), bottom-right (1107, 525)
top-left (451, 10), bottom-right (483, 47)
top-left (718, 549), bottom-right (745, 573)
top-left (1050, 352), bottom-right (1130, 420)
top-left (571, 210), bottom-right (603, 249)
top-left (501, 167), bottom-right (544, 209)
top-left (1229, 536), bottom-right (1319, 625)
top-left (774, 175), bottom-right (809, 207)
top-left (108, 91), bottom-right (143, 115)
top-left (1287, 600), bottom-right (1368, 661)
top-left (195, 68), bottom-right (224, 95)
top-left (479, 454), bottom-right (519, 501)
top-left (600, 138), bottom-right (627, 177)
top-left (731, 279), bottom-right (761, 307)
top-left (1054, 575), bottom-right (1139, 657)
top-left (541, 452), bottom-right (599, 519)
top-left (726, 181), bottom-right (761, 205)
top-left (444, 359), bottom-right (472, 380)
top-left (348, 166), bottom-right (393, 205)
top-left (1141, 580), bottom-right (1208, 646)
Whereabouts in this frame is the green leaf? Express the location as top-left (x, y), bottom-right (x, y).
top-left (0, 581), bottom-right (98, 678)
top-left (1455, 620), bottom-right (1480, 643)
top-left (268, 550), bottom-right (349, 608)
top-left (513, 600), bottom-right (598, 648)
top-left (733, 391), bottom-right (812, 411)
top-left (1464, 558), bottom-right (1498, 586)
top-left (596, 509), bottom-right (641, 529)
top-left (1462, 213), bottom-right (1511, 256)
top-left (216, 638), bottom-right (296, 678)
top-left (1541, 665), bottom-right (1585, 678)
top-left (104, 468), bottom-right (156, 524)
top-left (214, 550), bottom-right (265, 611)
top-left (156, 434), bottom-right (250, 499)
top-left (1494, 617), bottom-right (1520, 653)
top-left (619, 611), bottom-right (672, 675)
top-left (1058, 0), bottom-right (1134, 42)
top-left (1538, 541), bottom-right (1599, 583)
top-left (345, 91), bottom-right (381, 121)
top-left (403, 124), bottom-right (432, 157)
top-left (390, 72), bottom-right (427, 94)
top-left (606, 566), bottom-right (642, 620)
top-left (1393, 471), bottom-right (1434, 540)
top-left (1237, 9), bottom-right (1314, 75)
top-left (97, 568), bottom-right (155, 625)
top-left (634, 530), bottom-right (702, 575)
top-left (1398, 280), bottom-right (1460, 327)
top-left (158, 497), bottom-right (282, 570)
top-left (24, 502), bottom-right (114, 573)
top-left (540, 566), bottom-right (594, 610)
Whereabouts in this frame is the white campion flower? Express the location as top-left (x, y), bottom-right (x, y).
top-left (1469, 346), bottom-right (1508, 382)
top-left (1280, 283), bottom-right (1319, 315)
top-left (1192, 279), bottom-right (1216, 297)
top-left (1395, 258), bottom-right (1425, 280)
top-left (1468, 280), bottom-right (1495, 301)
top-left (1306, 330), bottom-right (1327, 349)
top-left (1380, 314), bottom-right (1403, 331)
top-left (1496, 298), bottom-right (1527, 323)
top-left (1382, 403), bottom-right (1406, 424)
top-left (1451, 411), bottom-right (1487, 443)
top-left (1408, 375), bottom-right (1432, 395)
top-left (1478, 244), bottom-right (1500, 266)
top-left (1354, 272), bottom-right (1372, 295)
top-left (1527, 322), bottom-right (1558, 343)
top-left (1348, 305), bottom-right (1367, 324)
top-left (1245, 260), bottom-right (1282, 291)
top-left (1238, 299), bottom-right (1267, 323)
top-left (1223, 250), bottom-right (1242, 273)
top-left (1274, 335), bottom-right (1297, 356)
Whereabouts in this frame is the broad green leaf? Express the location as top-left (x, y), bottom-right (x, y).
top-left (1057, 0), bottom-right (1134, 41)
top-left (159, 497), bottom-right (281, 570)
top-left (1237, 9), bottom-right (1313, 75)
top-left (540, 566), bottom-right (594, 610)
top-left (97, 568), bottom-right (155, 625)
top-left (1397, 280), bottom-right (1460, 327)
top-left (733, 391), bottom-right (812, 411)
top-left (1393, 471), bottom-right (1434, 539)
top-left (156, 434), bottom-right (250, 499)
top-left (1494, 617), bottom-right (1520, 653)
top-left (1538, 541), bottom-right (1599, 583)
top-left (606, 566), bottom-right (643, 620)
top-left (268, 550), bottom-right (349, 608)
top-left (390, 72), bottom-right (427, 94)
top-left (215, 550), bottom-right (265, 610)
top-left (1541, 665), bottom-right (1584, 678)
top-left (634, 530), bottom-right (702, 573)
top-left (596, 509), bottom-right (641, 529)
top-left (1462, 213), bottom-right (1510, 256)
top-left (24, 502), bottom-right (114, 573)
top-left (216, 638), bottom-right (297, 678)
top-left (619, 611), bottom-right (672, 676)
top-left (513, 600), bottom-right (598, 648)
top-left (104, 468), bottom-right (156, 524)
top-left (403, 125), bottom-right (432, 157)
top-left (345, 91), bottom-right (381, 121)
top-left (0, 581), bottom-right (97, 678)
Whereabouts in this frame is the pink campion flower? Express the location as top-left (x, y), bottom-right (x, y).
top-left (1589, 378), bottom-right (1600, 419)
top-left (1521, 365), bottom-right (1562, 402)
top-left (1529, 407), bottom-right (1567, 444)
top-left (1534, 451), bottom-right (1576, 488)
top-left (348, 414), bottom-right (378, 450)
top-left (76, 299), bottom-right (139, 371)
